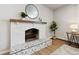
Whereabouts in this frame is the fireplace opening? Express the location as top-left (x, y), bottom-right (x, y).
top-left (25, 28), bottom-right (39, 42)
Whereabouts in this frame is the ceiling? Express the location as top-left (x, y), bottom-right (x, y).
top-left (43, 4), bottom-right (68, 10)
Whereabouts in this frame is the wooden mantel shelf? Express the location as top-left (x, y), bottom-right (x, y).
top-left (10, 19), bottom-right (47, 24)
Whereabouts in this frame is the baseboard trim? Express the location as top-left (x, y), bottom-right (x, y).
top-left (0, 49), bottom-right (10, 55)
top-left (56, 37), bottom-right (67, 41)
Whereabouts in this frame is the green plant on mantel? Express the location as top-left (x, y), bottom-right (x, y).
top-left (50, 21), bottom-right (58, 39)
top-left (20, 12), bottom-right (28, 18)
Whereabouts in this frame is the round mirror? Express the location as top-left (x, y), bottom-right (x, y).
top-left (25, 4), bottom-right (39, 19)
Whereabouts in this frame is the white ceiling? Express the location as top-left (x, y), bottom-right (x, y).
top-left (43, 4), bottom-right (68, 10)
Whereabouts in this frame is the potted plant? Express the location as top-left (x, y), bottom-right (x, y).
top-left (50, 21), bottom-right (58, 39)
top-left (20, 12), bottom-right (27, 20)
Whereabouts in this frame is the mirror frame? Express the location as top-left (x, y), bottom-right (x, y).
top-left (25, 4), bottom-right (39, 19)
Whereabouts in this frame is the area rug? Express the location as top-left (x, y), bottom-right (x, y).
top-left (50, 44), bottom-right (79, 55)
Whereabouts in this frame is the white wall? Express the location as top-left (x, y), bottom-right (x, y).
top-left (78, 5), bottom-right (79, 26)
top-left (36, 5), bottom-right (54, 38)
top-left (0, 4), bottom-right (25, 53)
top-left (0, 4), bottom-right (53, 54)
top-left (53, 5), bottom-right (78, 40)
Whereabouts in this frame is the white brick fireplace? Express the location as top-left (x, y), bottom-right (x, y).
top-left (11, 22), bottom-right (47, 47)
top-left (10, 20), bottom-right (52, 55)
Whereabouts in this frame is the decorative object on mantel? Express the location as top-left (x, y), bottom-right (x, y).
top-left (39, 17), bottom-right (42, 22)
top-left (50, 21), bottom-right (58, 39)
top-left (25, 4), bottom-right (39, 19)
top-left (20, 12), bottom-right (28, 20)
top-left (10, 19), bottom-right (47, 24)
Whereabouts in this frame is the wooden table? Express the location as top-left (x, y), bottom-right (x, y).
top-left (66, 32), bottom-right (79, 48)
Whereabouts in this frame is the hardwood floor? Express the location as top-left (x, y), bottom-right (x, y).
top-left (32, 39), bottom-right (65, 55)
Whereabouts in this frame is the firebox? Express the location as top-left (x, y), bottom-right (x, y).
top-left (25, 28), bottom-right (39, 42)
